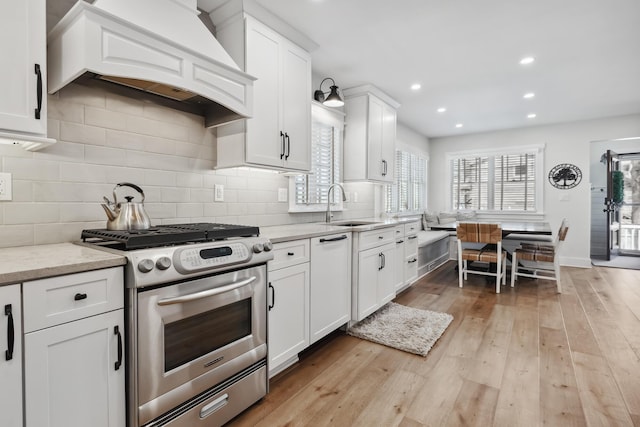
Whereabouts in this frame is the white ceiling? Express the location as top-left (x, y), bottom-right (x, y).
top-left (197, 0), bottom-right (640, 138)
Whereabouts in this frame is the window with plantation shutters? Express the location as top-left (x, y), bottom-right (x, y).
top-left (290, 105), bottom-right (343, 212)
top-left (449, 146), bottom-right (542, 212)
top-left (384, 150), bottom-right (426, 213)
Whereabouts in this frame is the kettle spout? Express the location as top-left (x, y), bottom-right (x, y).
top-left (101, 203), bottom-right (117, 221)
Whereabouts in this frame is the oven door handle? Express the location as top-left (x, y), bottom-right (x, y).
top-left (157, 276), bottom-right (257, 306)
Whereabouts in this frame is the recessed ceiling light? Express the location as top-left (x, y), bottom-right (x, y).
top-left (527, 113), bottom-right (537, 119)
top-left (520, 56), bottom-right (535, 65)
top-left (437, 107), bottom-right (447, 113)
top-left (455, 123), bottom-right (463, 128)
top-left (411, 83), bottom-right (421, 91)
top-left (523, 92), bottom-right (535, 99)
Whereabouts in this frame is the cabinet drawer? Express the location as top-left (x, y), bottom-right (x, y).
top-left (268, 239), bottom-right (310, 271)
top-left (393, 225), bottom-right (404, 240)
top-left (404, 234), bottom-right (419, 256)
top-left (404, 221), bottom-right (420, 236)
top-left (23, 267), bottom-right (124, 333)
top-left (358, 227), bottom-right (395, 251)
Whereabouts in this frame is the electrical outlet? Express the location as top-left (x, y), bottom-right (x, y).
top-left (277, 188), bottom-right (287, 202)
top-left (0, 172), bottom-right (12, 201)
top-left (214, 184), bottom-right (224, 202)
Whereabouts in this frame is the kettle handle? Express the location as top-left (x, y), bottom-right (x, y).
top-left (114, 182), bottom-right (146, 204)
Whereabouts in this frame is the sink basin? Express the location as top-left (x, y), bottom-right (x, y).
top-left (328, 220), bottom-right (381, 227)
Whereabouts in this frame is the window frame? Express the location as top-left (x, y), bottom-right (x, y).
top-left (445, 144), bottom-right (545, 214)
top-left (288, 103), bottom-right (345, 213)
top-left (384, 149), bottom-right (427, 215)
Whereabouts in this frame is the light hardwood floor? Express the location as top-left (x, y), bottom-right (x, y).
top-left (229, 262), bottom-right (640, 426)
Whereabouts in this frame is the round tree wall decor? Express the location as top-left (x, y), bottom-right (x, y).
top-left (548, 163), bottom-right (582, 189)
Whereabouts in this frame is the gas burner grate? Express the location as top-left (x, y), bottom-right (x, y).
top-left (81, 223), bottom-right (260, 250)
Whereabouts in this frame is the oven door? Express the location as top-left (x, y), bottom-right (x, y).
top-left (136, 264), bottom-right (267, 421)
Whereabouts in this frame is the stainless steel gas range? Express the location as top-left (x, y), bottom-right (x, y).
top-left (81, 223), bottom-right (273, 427)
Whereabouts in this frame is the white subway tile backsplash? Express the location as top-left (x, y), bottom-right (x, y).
top-left (0, 225), bottom-right (35, 248)
top-left (84, 145), bottom-right (127, 166)
top-left (59, 203), bottom-right (104, 222)
top-left (176, 203), bottom-right (204, 218)
top-left (0, 85), bottom-right (374, 247)
top-left (126, 115), bottom-right (189, 141)
top-left (60, 162), bottom-right (109, 183)
top-left (4, 203), bottom-right (60, 224)
top-left (60, 121), bottom-right (107, 146)
top-left (85, 106), bottom-right (129, 131)
top-left (4, 157), bottom-right (59, 181)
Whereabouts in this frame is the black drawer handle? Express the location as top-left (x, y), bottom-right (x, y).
top-left (319, 235), bottom-right (348, 243)
top-left (378, 236), bottom-right (384, 239)
top-left (396, 239), bottom-right (404, 244)
top-left (408, 236), bottom-right (418, 240)
top-left (268, 282), bottom-right (275, 311)
top-left (280, 131), bottom-right (285, 159)
top-left (114, 326), bottom-right (123, 371)
top-left (287, 252), bottom-right (295, 256)
top-left (74, 293), bottom-right (87, 301)
top-left (35, 64), bottom-right (42, 120)
top-left (408, 258), bottom-right (418, 263)
top-left (5, 304), bottom-right (14, 361)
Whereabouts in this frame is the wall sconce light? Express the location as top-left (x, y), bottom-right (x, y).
top-left (313, 77), bottom-right (344, 107)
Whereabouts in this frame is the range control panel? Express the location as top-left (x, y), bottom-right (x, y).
top-left (127, 237), bottom-right (273, 288)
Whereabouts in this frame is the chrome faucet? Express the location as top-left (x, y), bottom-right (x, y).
top-left (326, 183), bottom-right (347, 223)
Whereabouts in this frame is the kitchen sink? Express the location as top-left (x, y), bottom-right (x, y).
top-left (328, 220), bottom-right (381, 227)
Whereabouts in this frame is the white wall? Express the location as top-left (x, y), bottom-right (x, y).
top-left (0, 83), bottom-right (374, 248)
top-left (428, 113), bottom-right (640, 267)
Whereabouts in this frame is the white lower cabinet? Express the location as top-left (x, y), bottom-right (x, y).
top-left (267, 240), bottom-right (310, 377)
top-left (357, 243), bottom-right (395, 321)
top-left (309, 233), bottom-right (352, 344)
top-left (24, 309), bottom-right (125, 427)
top-left (22, 267), bottom-right (125, 427)
top-left (0, 284), bottom-right (22, 427)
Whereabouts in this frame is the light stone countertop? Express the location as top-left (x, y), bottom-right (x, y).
top-left (260, 217), bottom-right (421, 243)
top-left (0, 243), bottom-right (126, 286)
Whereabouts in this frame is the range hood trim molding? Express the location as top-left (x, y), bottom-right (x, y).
top-left (48, 1), bottom-right (256, 128)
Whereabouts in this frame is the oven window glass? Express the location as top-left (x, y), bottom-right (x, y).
top-left (164, 298), bottom-right (252, 372)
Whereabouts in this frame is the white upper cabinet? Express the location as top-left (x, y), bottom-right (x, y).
top-left (212, 6), bottom-right (312, 172)
top-left (343, 86), bottom-right (399, 183)
top-left (0, 0), bottom-right (55, 150)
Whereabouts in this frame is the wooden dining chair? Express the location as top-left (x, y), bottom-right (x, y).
top-left (510, 219), bottom-right (568, 293)
top-left (456, 223), bottom-right (507, 293)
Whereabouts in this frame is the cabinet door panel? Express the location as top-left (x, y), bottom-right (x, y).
top-left (0, 0), bottom-right (47, 136)
top-left (357, 247), bottom-right (383, 321)
top-left (366, 97), bottom-right (384, 181)
top-left (378, 245), bottom-right (396, 306)
top-left (281, 42), bottom-right (311, 171)
top-left (245, 20), bottom-right (282, 167)
top-left (310, 234), bottom-right (351, 344)
top-left (0, 285), bottom-right (22, 427)
top-left (380, 102), bottom-right (397, 182)
top-left (24, 309), bottom-right (125, 427)
top-left (268, 263), bottom-right (309, 375)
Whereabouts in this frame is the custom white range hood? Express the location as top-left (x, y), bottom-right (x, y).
top-left (48, 0), bottom-right (255, 127)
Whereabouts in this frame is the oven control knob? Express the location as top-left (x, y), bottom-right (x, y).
top-left (137, 259), bottom-right (154, 273)
top-left (156, 256), bottom-right (172, 270)
top-left (252, 243), bottom-right (264, 253)
top-left (263, 241), bottom-right (273, 252)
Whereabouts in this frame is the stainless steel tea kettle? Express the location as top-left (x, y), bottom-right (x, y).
top-left (101, 182), bottom-right (152, 230)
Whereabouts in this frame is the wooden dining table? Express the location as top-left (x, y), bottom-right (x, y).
top-left (429, 221), bottom-right (552, 238)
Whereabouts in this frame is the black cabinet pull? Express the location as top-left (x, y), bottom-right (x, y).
top-left (5, 304), bottom-right (14, 361)
top-left (114, 326), bottom-right (123, 370)
top-left (408, 258), bottom-right (418, 264)
top-left (382, 159), bottom-right (387, 176)
top-left (34, 64), bottom-right (42, 120)
top-left (287, 252), bottom-right (295, 256)
top-left (280, 131), bottom-right (285, 159)
top-left (319, 235), bottom-right (347, 243)
top-left (396, 239), bottom-right (404, 244)
top-left (407, 235), bottom-right (418, 240)
top-left (74, 293), bottom-right (87, 301)
top-left (284, 133), bottom-right (291, 160)
top-left (268, 282), bottom-right (275, 311)
top-left (378, 253), bottom-right (383, 270)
